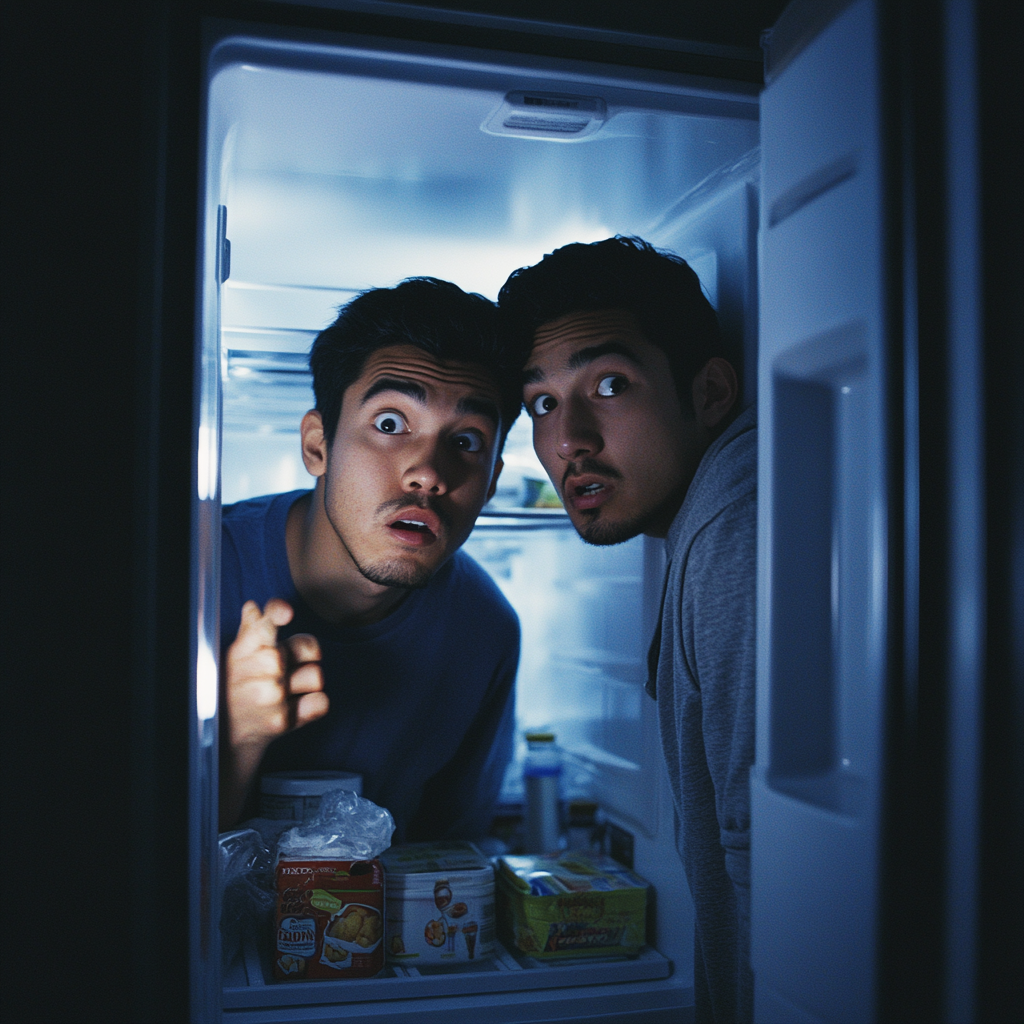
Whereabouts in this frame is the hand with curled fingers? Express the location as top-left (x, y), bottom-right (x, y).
top-left (226, 598), bottom-right (329, 747)
top-left (219, 598), bottom-right (329, 828)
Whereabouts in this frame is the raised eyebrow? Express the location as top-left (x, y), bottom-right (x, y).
top-left (360, 376), bottom-right (427, 406)
top-left (521, 341), bottom-right (640, 390)
top-left (567, 341), bottom-right (645, 372)
top-left (456, 395), bottom-right (500, 429)
top-left (522, 366), bottom-right (544, 388)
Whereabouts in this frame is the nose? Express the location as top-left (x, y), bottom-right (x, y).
top-left (555, 394), bottom-right (603, 461)
top-left (401, 439), bottom-right (450, 495)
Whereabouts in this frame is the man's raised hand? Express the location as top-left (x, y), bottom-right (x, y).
top-left (225, 598), bottom-right (329, 751)
top-left (220, 598), bottom-right (329, 829)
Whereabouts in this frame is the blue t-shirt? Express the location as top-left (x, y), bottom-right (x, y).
top-left (221, 490), bottom-right (519, 842)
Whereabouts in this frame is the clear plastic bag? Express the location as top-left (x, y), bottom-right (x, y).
top-left (219, 826), bottom-right (277, 970)
top-left (219, 791), bottom-right (396, 969)
top-left (277, 789), bottom-right (395, 860)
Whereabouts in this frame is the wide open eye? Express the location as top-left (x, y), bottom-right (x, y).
top-left (452, 431), bottom-right (484, 453)
top-left (373, 412), bottom-right (408, 434)
top-left (530, 394), bottom-right (557, 417)
top-left (596, 375), bottom-right (628, 398)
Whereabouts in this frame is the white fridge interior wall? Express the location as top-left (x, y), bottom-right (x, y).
top-left (216, 51), bottom-right (758, 502)
top-left (213, 40), bottom-right (759, 815)
top-left (206, 32), bottom-right (759, 1014)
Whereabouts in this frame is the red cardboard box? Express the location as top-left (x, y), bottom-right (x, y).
top-left (274, 858), bottom-right (385, 980)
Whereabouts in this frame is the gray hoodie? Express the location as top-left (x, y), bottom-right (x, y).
top-left (648, 403), bottom-right (757, 1024)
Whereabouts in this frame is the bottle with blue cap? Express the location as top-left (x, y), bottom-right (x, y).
top-left (523, 731), bottom-right (562, 853)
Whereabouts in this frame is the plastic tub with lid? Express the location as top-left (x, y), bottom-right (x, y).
top-left (380, 841), bottom-right (495, 965)
top-left (260, 770), bottom-right (362, 821)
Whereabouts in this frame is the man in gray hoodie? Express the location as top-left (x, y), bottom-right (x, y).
top-left (499, 237), bottom-right (756, 1024)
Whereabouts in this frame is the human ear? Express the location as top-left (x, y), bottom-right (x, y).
top-left (692, 358), bottom-right (738, 431)
top-left (486, 457), bottom-right (504, 502)
top-left (300, 410), bottom-right (328, 477)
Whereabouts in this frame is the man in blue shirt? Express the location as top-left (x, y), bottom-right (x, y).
top-left (220, 278), bottom-right (526, 839)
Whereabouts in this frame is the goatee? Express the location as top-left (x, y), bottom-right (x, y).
top-left (354, 558), bottom-right (435, 590)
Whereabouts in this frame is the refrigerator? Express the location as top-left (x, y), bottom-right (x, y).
top-left (188, 2), bottom-right (1019, 1021)
top-left (9, 1), bottom-right (1019, 1022)
top-left (201, 23), bottom-right (759, 1022)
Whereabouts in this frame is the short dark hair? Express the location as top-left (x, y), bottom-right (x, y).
top-left (309, 277), bottom-right (524, 446)
top-left (497, 236), bottom-right (723, 417)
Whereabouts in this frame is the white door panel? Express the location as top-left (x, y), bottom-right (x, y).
top-left (753, 1), bottom-right (886, 1021)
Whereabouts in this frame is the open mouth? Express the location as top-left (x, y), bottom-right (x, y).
top-left (392, 518), bottom-right (432, 533)
top-left (566, 478), bottom-right (614, 512)
top-left (386, 509), bottom-right (440, 546)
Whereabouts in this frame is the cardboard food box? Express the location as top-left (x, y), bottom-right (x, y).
top-left (274, 857), bottom-right (385, 980)
top-left (496, 852), bottom-right (649, 959)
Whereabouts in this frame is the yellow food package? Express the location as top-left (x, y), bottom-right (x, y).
top-left (495, 852), bottom-right (649, 958)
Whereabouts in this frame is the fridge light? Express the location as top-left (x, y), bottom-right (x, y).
top-left (197, 423), bottom-right (219, 500)
top-left (196, 638), bottom-right (218, 722)
top-left (481, 91), bottom-right (608, 141)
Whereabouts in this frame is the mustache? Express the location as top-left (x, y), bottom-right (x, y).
top-left (376, 495), bottom-right (452, 533)
top-left (561, 458), bottom-right (622, 492)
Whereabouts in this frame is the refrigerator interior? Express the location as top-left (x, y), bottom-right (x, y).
top-left (202, 26), bottom-right (760, 1022)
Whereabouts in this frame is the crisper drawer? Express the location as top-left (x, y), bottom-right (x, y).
top-left (223, 936), bottom-right (689, 1023)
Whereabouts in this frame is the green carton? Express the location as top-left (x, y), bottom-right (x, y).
top-left (496, 852), bottom-right (649, 958)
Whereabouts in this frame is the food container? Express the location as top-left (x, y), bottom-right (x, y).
top-left (260, 771), bottom-right (362, 821)
top-left (274, 857), bottom-right (384, 980)
top-left (495, 851), bottom-right (649, 959)
top-left (379, 841), bottom-right (495, 966)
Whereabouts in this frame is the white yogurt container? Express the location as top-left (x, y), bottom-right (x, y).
top-left (260, 771), bottom-right (363, 821)
top-left (379, 841), bottom-right (495, 966)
